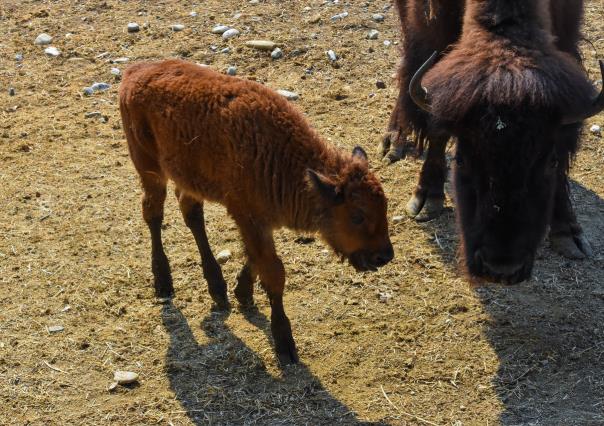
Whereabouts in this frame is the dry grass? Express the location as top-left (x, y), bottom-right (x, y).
top-left (0, 1), bottom-right (603, 425)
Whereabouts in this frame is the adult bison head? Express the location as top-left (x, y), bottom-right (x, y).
top-left (410, 51), bottom-right (603, 284)
top-left (307, 146), bottom-right (394, 272)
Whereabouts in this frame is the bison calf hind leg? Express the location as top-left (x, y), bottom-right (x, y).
top-left (177, 193), bottom-right (229, 310)
top-left (142, 180), bottom-right (174, 299)
top-left (234, 263), bottom-right (256, 307)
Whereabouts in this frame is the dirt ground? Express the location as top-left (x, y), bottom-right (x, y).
top-left (1, 1), bottom-right (603, 425)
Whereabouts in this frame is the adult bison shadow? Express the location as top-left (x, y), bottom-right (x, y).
top-left (424, 180), bottom-right (604, 425)
top-left (161, 303), bottom-right (388, 425)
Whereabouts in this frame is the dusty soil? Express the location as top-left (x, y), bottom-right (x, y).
top-left (1, 1), bottom-right (603, 425)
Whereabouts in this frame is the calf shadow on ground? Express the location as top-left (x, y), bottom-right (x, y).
top-left (424, 180), bottom-right (604, 425)
top-left (161, 303), bottom-right (388, 425)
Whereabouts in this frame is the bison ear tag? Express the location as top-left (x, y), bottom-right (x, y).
top-left (495, 117), bottom-right (507, 131)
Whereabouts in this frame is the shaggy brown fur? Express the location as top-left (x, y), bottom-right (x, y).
top-left (119, 60), bottom-right (393, 365)
top-left (386, 0), bottom-right (601, 284)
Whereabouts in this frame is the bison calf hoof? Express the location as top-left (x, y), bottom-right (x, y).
top-left (272, 324), bottom-right (299, 365)
top-left (406, 193), bottom-right (444, 222)
top-left (550, 232), bottom-right (593, 259)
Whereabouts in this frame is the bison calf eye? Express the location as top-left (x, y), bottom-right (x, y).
top-left (351, 210), bottom-right (365, 225)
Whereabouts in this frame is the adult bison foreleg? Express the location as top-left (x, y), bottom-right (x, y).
top-left (237, 219), bottom-right (298, 365)
top-left (406, 135), bottom-right (447, 221)
top-left (141, 175), bottom-right (174, 298)
top-left (549, 172), bottom-right (593, 259)
top-left (177, 192), bottom-right (229, 309)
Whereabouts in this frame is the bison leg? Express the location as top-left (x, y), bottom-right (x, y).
top-left (406, 135), bottom-right (447, 222)
top-left (141, 175), bottom-right (174, 299)
top-left (381, 99), bottom-right (418, 165)
top-left (237, 220), bottom-right (298, 365)
top-left (234, 262), bottom-right (256, 307)
top-left (549, 174), bottom-right (593, 259)
top-left (177, 192), bottom-right (229, 309)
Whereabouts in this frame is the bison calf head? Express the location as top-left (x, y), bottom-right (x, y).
top-left (307, 147), bottom-right (394, 272)
top-left (411, 50), bottom-right (603, 284)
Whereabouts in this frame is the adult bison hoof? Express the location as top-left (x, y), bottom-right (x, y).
top-left (406, 192), bottom-right (444, 222)
top-left (550, 232), bottom-right (593, 259)
top-left (380, 131), bottom-right (413, 165)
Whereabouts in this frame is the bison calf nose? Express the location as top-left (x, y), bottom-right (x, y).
top-left (372, 245), bottom-right (394, 267)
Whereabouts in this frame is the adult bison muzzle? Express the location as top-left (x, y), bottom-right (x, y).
top-left (385, 0), bottom-right (604, 284)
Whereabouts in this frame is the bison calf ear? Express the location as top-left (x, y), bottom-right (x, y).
top-left (352, 146), bottom-right (368, 163)
top-left (307, 169), bottom-right (344, 205)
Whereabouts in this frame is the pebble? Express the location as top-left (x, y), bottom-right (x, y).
top-left (271, 47), bottom-right (283, 59)
top-left (114, 371), bottom-right (139, 385)
top-left (307, 14), bottom-right (322, 24)
top-left (84, 111), bottom-right (103, 119)
top-left (216, 249), bottom-right (232, 264)
top-left (277, 89), bottom-right (299, 100)
top-left (34, 33), bottom-right (53, 46)
top-left (226, 66), bottom-right (237, 76)
top-left (590, 124), bottom-right (601, 135)
top-left (392, 215), bottom-right (405, 223)
top-left (245, 40), bottom-right (276, 51)
top-left (8, 88), bottom-right (15, 96)
top-left (127, 22), bottom-right (140, 33)
top-left (376, 80), bottom-right (386, 89)
top-left (221, 47), bottom-right (231, 54)
top-left (44, 47), bottom-right (61, 57)
top-left (91, 82), bottom-right (111, 91)
top-left (372, 13), bottom-right (385, 22)
top-left (249, 0), bottom-right (259, 3)
top-left (212, 25), bottom-right (230, 34)
top-left (171, 24), bottom-right (185, 31)
top-left (331, 11), bottom-right (349, 21)
top-left (110, 67), bottom-right (121, 76)
top-left (222, 28), bottom-right (240, 40)
top-left (190, 11), bottom-right (198, 17)
top-left (367, 29), bottom-right (379, 40)
top-left (15, 53), bottom-right (24, 61)
top-left (383, 40), bottom-right (392, 46)
top-left (326, 50), bottom-right (338, 62)
top-left (112, 57), bottom-right (130, 63)
top-left (48, 325), bottom-right (64, 333)
top-left (107, 382), bottom-right (119, 392)
top-left (83, 87), bottom-right (94, 96)
top-left (378, 292), bottom-right (392, 303)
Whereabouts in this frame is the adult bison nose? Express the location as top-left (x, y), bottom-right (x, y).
top-left (475, 249), bottom-right (527, 284)
top-left (372, 244), bottom-right (394, 267)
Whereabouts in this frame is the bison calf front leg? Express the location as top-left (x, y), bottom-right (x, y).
top-left (238, 221), bottom-right (298, 365)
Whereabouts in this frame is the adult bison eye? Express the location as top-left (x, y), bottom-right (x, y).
top-left (351, 210), bottom-right (365, 225)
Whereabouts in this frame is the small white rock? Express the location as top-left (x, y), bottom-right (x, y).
top-left (212, 25), bottom-right (230, 34)
top-left (34, 33), bottom-right (53, 46)
top-left (378, 292), bottom-right (392, 303)
top-left (190, 11), bottom-right (198, 17)
top-left (590, 124), bottom-right (601, 135)
top-left (331, 11), bottom-right (349, 21)
top-left (110, 67), bottom-right (121, 76)
top-left (277, 90), bottom-right (299, 100)
top-left (114, 371), bottom-right (139, 385)
top-left (44, 47), bottom-right (61, 57)
top-left (367, 29), bottom-right (379, 40)
top-left (245, 40), bottom-right (276, 51)
top-left (222, 28), bottom-right (240, 40)
top-left (392, 215), bottom-right (405, 224)
top-left (127, 22), bottom-right (140, 33)
top-left (171, 24), bottom-right (185, 31)
top-left (372, 13), bottom-right (385, 22)
top-left (107, 382), bottom-right (119, 392)
top-left (326, 50), bottom-right (337, 62)
top-left (383, 40), bottom-right (392, 46)
top-left (271, 47), bottom-right (283, 59)
top-left (48, 325), bottom-right (64, 333)
top-left (226, 66), bottom-right (237, 76)
top-left (249, 0), bottom-right (260, 4)
top-left (221, 47), bottom-right (231, 54)
top-left (216, 249), bottom-right (232, 264)
top-left (112, 57), bottom-right (130, 63)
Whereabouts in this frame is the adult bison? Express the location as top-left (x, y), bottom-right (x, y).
top-left (382, 0), bottom-right (603, 283)
top-left (120, 60), bottom-right (393, 364)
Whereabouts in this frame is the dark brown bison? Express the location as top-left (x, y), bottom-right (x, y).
top-left (119, 60), bottom-right (393, 364)
top-left (383, 0), bottom-right (603, 284)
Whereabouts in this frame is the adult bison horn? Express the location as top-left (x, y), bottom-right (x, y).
top-left (409, 51), bottom-right (438, 113)
top-left (562, 60), bottom-right (604, 125)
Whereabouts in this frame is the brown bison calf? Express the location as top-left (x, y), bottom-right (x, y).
top-left (119, 60), bottom-right (393, 364)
